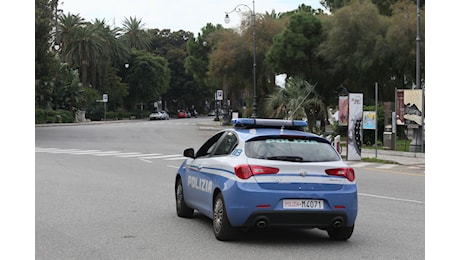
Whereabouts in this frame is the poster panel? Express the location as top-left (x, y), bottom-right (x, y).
top-left (396, 89), bottom-right (405, 125)
top-left (347, 93), bottom-right (363, 161)
top-left (363, 111), bottom-right (376, 130)
top-left (338, 96), bottom-right (349, 126)
top-left (396, 89), bottom-right (423, 126)
top-left (403, 89), bottom-right (423, 126)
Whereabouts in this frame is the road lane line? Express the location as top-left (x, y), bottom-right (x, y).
top-left (359, 192), bottom-right (423, 204)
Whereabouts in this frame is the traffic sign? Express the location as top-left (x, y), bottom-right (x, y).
top-left (216, 90), bottom-right (223, 100)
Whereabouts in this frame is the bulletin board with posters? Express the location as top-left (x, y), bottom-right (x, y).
top-left (396, 89), bottom-right (423, 126)
top-left (363, 111), bottom-right (376, 130)
top-left (347, 93), bottom-right (363, 161)
top-left (338, 96), bottom-right (349, 126)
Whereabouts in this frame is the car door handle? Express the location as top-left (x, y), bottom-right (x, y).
top-left (197, 165), bottom-right (203, 170)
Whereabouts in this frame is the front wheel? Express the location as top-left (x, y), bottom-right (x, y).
top-left (327, 225), bottom-right (354, 241)
top-left (213, 193), bottom-right (237, 241)
top-left (175, 179), bottom-right (194, 218)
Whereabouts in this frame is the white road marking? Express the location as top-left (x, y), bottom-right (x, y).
top-left (359, 192), bottom-right (423, 204)
top-left (140, 154), bottom-right (182, 159)
top-left (89, 151), bottom-right (122, 156)
top-left (67, 150), bottom-right (102, 154)
top-left (116, 153), bottom-right (160, 158)
top-left (348, 162), bottom-right (375, 168)
top-left (164, 156), bottom-right (186, 161)
top-left (376, 164), bottom-right (398, 169)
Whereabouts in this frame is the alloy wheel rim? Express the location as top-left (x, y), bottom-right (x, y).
top-left (213, 199), bottom-right (223, 233)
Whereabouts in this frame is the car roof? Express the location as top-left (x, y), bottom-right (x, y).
top-left (227, 118), bottom-right (326, 142)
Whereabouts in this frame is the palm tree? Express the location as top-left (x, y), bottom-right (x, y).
top-left (89, 19), bottom-right (129, 90)
top-left (59, 15), bottom-right (106, 88)
top-left (66, 24), bottom-right (105, 87)
top-left (120, 17), bottom-right (150, 51)
top-left (264, 77), bottom-right (325, 133)
top-left (58, 13), bottom-right (86, 54)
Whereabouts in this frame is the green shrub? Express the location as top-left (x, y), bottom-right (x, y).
top-left (35, 109), bottom-right (74, 124)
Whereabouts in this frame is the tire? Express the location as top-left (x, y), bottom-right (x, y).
top-left (213, 193), bottom-right (237, 241)
top-left (327, 225), bottom-right (354, 241)
top-left (175, 179), bottom-right (194, 218)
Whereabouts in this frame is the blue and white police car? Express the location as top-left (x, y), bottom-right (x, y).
top-left (175, 118), bottom-right (357, 241)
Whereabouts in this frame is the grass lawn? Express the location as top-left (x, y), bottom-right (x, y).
top-left (340, 138), bottom-right (414, 152)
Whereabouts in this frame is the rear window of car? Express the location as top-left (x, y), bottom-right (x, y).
top-left (245, 136), bottom-right (340, 162)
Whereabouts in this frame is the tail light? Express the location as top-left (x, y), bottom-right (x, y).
top-left (325, 167), bottom-right (355, 182)
top-left (234, 165), bottom-right (279, 179)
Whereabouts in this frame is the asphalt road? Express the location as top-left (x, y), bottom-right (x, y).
top-left (35, 118), bottom-right (425, 259)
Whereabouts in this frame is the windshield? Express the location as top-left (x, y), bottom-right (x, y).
top-left (245, 137), bottom-right (341, 162)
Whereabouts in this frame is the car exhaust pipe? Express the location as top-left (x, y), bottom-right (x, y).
top-left (255, 217), bottom-right (268, 229)
top-left (332, 217), bottom-right (343, 228)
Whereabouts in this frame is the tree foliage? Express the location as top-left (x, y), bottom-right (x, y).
top-left (385, 0), bottom-right (425, 90)
top-left (266, 8), bottom-right (322, 79)
top-left (36, 0), bottom-right (424, 126)
top-left (120, 17), bottom-right (150, 51)
top-left (320, 0), bottom-right (424, 15)
top-left (125, 49), bottom-right (170, 109)
top-left (148, 29), bottom-right (200, 111)
top-left (35, 0), bottom-right (55, 83)
top-left (317, 0), bottom-right (389, 102)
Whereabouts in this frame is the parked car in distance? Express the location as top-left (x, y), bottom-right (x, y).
top-left (160, 111), bottom-right (169, 120)
top-left (175, 118), bottom-right (357, 241)
top-left (189, 109), bottom-right (197, 118)
top-left (178, 110), bottom-right (188, 118)
top-left (149, 111), bottom-right (163, 120)
top-left (149, 111), bottom-right (169, 120)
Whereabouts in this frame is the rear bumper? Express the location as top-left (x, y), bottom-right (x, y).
top-left (243, 210), bottom-right (348, 229)
top-left (223, 182), bottom-right (358, 228)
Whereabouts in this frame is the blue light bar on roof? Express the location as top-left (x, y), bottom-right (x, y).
top-left (231, 118), bottom-right (308, 128)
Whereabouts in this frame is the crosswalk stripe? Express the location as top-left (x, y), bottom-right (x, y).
top-left (116, 153), bottom-right (159, 158)
top-left (36, 147), bottom-right (80, 152)
top-left (66, 150), bottom-right (102, 154)
top-left (140, 154), bottom-right (182, 159)
top-left (92, 151), bottom-right (123, 156)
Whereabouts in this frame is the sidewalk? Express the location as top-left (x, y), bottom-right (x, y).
top-left (345, 148), bottom-right (425, 166)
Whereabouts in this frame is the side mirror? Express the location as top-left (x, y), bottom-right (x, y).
top-left (183, 148), bottom-right (195, 158)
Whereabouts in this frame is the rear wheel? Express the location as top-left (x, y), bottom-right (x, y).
top-left (213, 193), bottom-right (237, 241)
top-left (175, 179), bottom-right (194, 218)
top-left (327, 225), bottom-right (354, 241)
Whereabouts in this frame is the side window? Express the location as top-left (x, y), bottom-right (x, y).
top-left (213, 132), bottom-right (238, 156)
top-left (195, 132), bottom-right (224, 158)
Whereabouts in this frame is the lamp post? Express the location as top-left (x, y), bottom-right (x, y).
top-left (225, 0), bottom-right (257, 118)
top-left (53, 0), bottom-right (63, 52)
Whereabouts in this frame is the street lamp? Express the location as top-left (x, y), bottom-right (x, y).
top-left (53, 1), bottom-right (63, 52)
top-left (225, 0), bottom-right (257, 118)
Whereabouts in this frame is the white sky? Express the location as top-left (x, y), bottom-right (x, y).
top-left (60, 0), bottom-right (323, 35)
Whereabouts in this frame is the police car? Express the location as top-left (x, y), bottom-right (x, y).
top-left (175, 118), bottom-right (357, 241)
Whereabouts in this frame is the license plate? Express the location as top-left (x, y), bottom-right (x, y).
top-left (283, 199), bottom-right (324, 209)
